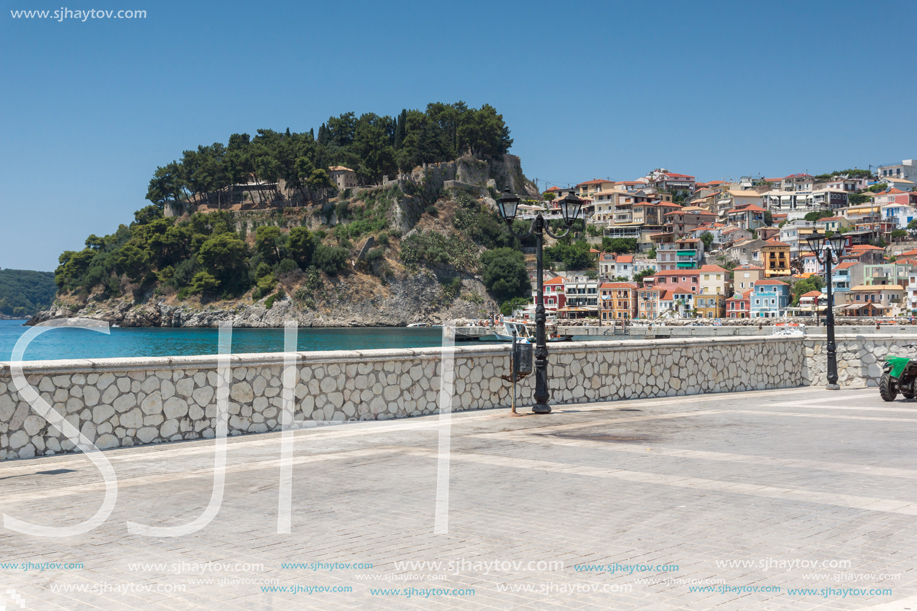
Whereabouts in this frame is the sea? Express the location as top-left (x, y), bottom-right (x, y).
top-left (0, 319), bottom-right (447, 362)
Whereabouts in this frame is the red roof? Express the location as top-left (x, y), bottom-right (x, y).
top-left (763, 239), bottom-right (790, 247)
top-left (801, 290), bottom-right (824, 298)
top-left (784, 173), bottom-right (813, 179)
top-left (615, 254), bottom-right (634, 263)
top-left (754, 279), bottom-right (789, 286)
top-left (899, 249), bottom-right (917, 257)
top-left (599, 253), bottom-right (616, 261)
top-left (699, 264), bottom-right (727, 272)
top-left (654, 269), bottom-right (700, 276)
top-left (730, 204), bottom-right (767, 213)
top-left (600, 282), bottom-right (638, 289)
top-left (576, 178), bottom-right (607, 187)
top-left (545, 186), bottom-right (561, 192)
top-left (849, 244), bottom-right (884, 251)
top-left (834, 261), bottom-right (859, 270)
top-left (727, 290), bottom-right (753, 301)
top-left (660, 173), bottom-right (695, 180)
top-left (544, 276), bottom-right (565, 285)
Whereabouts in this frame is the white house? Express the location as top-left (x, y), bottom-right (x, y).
top-left (882, 203), bottom-right (917, 229)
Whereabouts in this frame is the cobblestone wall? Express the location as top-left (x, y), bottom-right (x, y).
top-left (803, 334), bottom-right (915, 387)
top-left (0, 335), bottom-right (891, 461)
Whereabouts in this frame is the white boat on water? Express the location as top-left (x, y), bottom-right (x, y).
top-left (407, 322), bottom-right (430, 328)
top-left (479, 321), bottom-right (532, 343)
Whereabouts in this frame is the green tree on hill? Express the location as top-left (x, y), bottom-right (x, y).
top-left (481, 248), bottom-right (530, 304)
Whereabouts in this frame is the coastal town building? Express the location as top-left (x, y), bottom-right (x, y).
top-left (726, 204), bottom-right (768, 230)
top-left (797, 290), bottom-right (827, 316)
top-left (815, 216), bottom-right (852, 233)
top-left (750, 279), bottom-right (791, 318)
top-left (837, 285), bottom-right (904, 315)
top-left (637, 286), bottom-right (662, 319)
top-left (877, 159), bottom-right (917, 183)
top-left (733, 264), bottom-right (765, 291)
top-left (831, 261), bottom-right (863, 294)
top-left (799, 252), bottom-right (820, 275)
top-left (558, 277), bottom-right (598, 319)
top-left (600, 282), bottom-right (639, 321)
top-left (541, 276), bottom-right (566, 314)
top-left (726, 290), bottom-right (752, 319)
top-left (696, 264), bottom-right (730, 318)
top-left (781, 173), bottom-right (815, 192)
top-left (759, 238), bottom-right (792, 278)
top-left (651, 269), bottom-right (700, 293)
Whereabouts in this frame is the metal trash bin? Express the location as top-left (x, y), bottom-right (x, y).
top-left (514, 342), bottom-right (533, 375)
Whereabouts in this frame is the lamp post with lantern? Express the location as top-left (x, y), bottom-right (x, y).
top-left (496, 187), bottom-right (583, 413)
top-left (804, 231), bottom-right (846, 390)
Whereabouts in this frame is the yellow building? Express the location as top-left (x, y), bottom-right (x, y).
top-left (695, 264), bottom-right (731, 318)
top-left (759, 238), bottom-right (791, 278)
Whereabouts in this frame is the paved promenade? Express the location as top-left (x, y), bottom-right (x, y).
top-left (1, 387), bottom-right (916, 610)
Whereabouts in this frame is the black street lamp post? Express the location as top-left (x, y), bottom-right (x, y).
top-left (497, 187), bottom-right (583, 413)
top-left (805, 231), bottom-right (846, 390)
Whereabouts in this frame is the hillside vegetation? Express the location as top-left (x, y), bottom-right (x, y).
top-left (145, 102), bottom-right (513, 210)
top-left (0, 269), bottom-right (57, 317)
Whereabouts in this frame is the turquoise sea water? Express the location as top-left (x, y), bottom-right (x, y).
top-left (0, 319), bottom-right (446, 361)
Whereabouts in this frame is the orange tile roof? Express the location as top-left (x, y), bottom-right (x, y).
top-left (849, 244), bottom-right (884, 251)
top-left (576, 178), bottom-right (607, 186)
top-left (654, 269), bottom-right (700, 276)
top-left (834, 261), bottom-right (859, 270)
top-left (801, 290), bottom-right (824, 298)
top-left (763, 239), bottom-right (791, 247)
top-left (544, 276), bottom-right (565, 285)
top-left (599, 282), bottom-right (638, 289)
top-left (615, 254), bottom-right (634, 263)
top-left (699, 264), bottom-right (727, 272)
top-left (730, 204), bottom-right (768, 213)
top-left (754, 279), bottom-right (789, 286)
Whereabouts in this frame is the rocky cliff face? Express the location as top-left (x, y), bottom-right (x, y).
top-left (29, 273), bottom-right (498, 328)
top-left (31, 153), bottom-right (534, 329)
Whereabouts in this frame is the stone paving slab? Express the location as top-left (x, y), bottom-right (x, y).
top-left (0, 387), bottom-right (916, 609)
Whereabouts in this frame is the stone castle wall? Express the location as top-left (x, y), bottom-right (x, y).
top-left (0, 334), bottom-right (905, 461)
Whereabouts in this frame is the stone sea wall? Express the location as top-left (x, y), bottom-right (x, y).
top-left (0, 335), bottom-right (903, 461)
top-left (803, 335), bottom-right (915, 387)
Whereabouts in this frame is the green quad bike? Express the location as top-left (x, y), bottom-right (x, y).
top-left (880, 346), bottom-right (917, 401)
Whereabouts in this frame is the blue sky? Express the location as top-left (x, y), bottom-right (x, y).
top-left (2, 0), bottom-right (915, 271)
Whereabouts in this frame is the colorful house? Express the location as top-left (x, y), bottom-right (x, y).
top-left (726, 290), bottom-right (752, 319)
top-left (541, 276), bottom-right (566, 313)
top-left (600, 282), bottom-right (639, 321)
top-left (750, 279), bottom-right (791, 318)
top-left (759, 238), bottom-right (792, 278)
